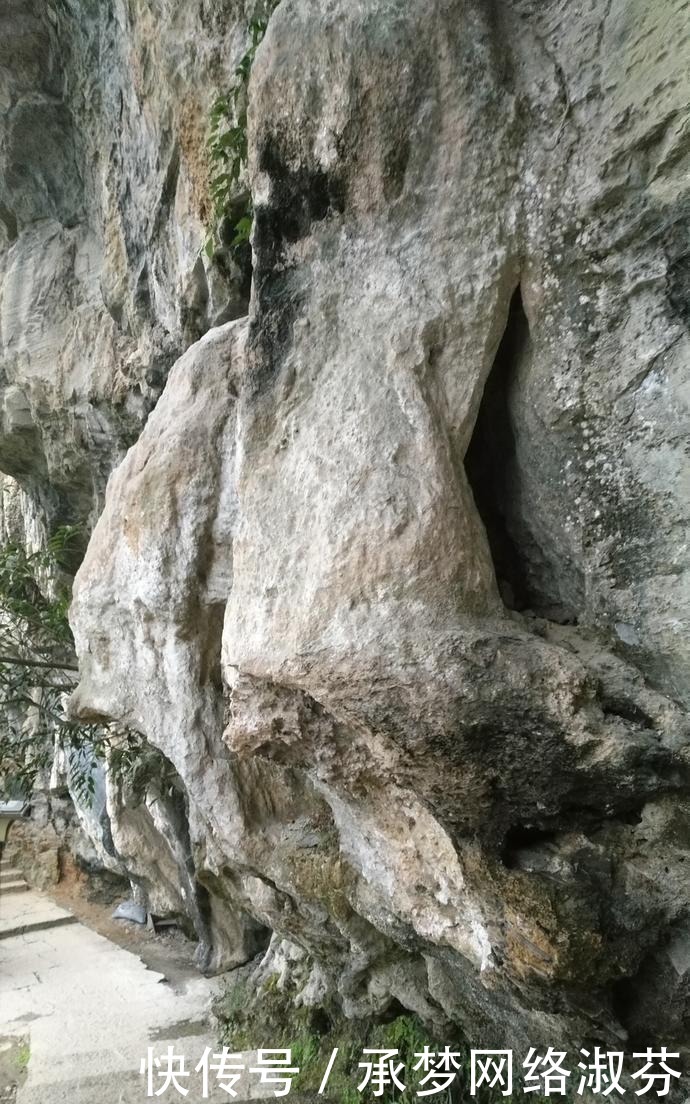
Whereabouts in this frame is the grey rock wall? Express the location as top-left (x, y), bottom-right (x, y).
top-left (2, 0), bottom-right (689, 1068)
top-left (0, 0), bottom-right (249, 526)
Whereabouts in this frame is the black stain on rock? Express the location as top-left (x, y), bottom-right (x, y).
top-left (248, 135), bottom-right (346, 395)
top-left (257, 135), bottom-right (346, 261)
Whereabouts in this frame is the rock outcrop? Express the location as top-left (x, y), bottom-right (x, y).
top-left (0, 0), bottom-right (249, 528)
top-left (2, 0), bottom-right (690, 1068)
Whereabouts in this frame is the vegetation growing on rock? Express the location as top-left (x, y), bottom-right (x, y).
top-left (204, 1), bottom-right (281, 258)
top-left (0, 526), bottom-right (103, 801)
top-left (0, 525), bottom-right (171, 808)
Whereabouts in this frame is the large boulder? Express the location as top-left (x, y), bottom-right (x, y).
top-left (63, 0), bottom-right (690, 1067)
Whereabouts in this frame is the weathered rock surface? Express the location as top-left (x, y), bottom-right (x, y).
top-left (0, 0), bottom-right (250, 527)
top-left (0, 0), bottom-right (257, 945)
top-left (2, 0), bottom-right (689, 1072)
top-left (71, 320), bottom-right (271, 972)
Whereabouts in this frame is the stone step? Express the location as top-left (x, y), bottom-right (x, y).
top-left (0, 867), bottom-right (22, 883)
top-left (0, 912), bottom-right (77, 940)
top-left (0, 887), bottom-right (77, 940)
top-left (1, 879), bottom-right (29, 894)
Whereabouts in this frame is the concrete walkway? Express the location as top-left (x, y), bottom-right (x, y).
top-left (0, 888), bottom-right (76, 941)
top-left (0, 889), bottom-right (270, 1104)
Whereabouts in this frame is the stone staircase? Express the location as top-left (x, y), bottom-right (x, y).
top-left (0, 859), bottom-right (76, 940)
top-left (0, 857), bottom-right (29, 896)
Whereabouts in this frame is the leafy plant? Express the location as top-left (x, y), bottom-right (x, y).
top-left (108, 734), bottom-right (181, 809)
top-left (0, 526), bottom-right (114, 803)
top-left (216, 973), bottom-right (484, 1104)
top-left (0, 524), bottom-right (180, 813)
top-left (204, 1), bottom-right (281, 257)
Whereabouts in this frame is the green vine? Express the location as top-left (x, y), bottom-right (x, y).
top-left (204, 2), bottom-right (280, 258)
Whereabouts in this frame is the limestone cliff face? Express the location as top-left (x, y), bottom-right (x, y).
top-left (2, 0), bottom-right (689, 1062)
top-left (0, 0), bottom-right (249, 526)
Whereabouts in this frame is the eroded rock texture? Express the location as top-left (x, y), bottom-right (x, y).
top-left (9, 0), bottom-right (690, 1066)
top-left (0, 0), bottom-right (250, 527)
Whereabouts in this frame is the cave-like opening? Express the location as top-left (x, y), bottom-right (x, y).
top-left (464, 287), bottom-right (532, 612)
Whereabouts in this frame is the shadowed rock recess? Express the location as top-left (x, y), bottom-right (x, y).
top-left (2, 0), bottom-right (688, 1069)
